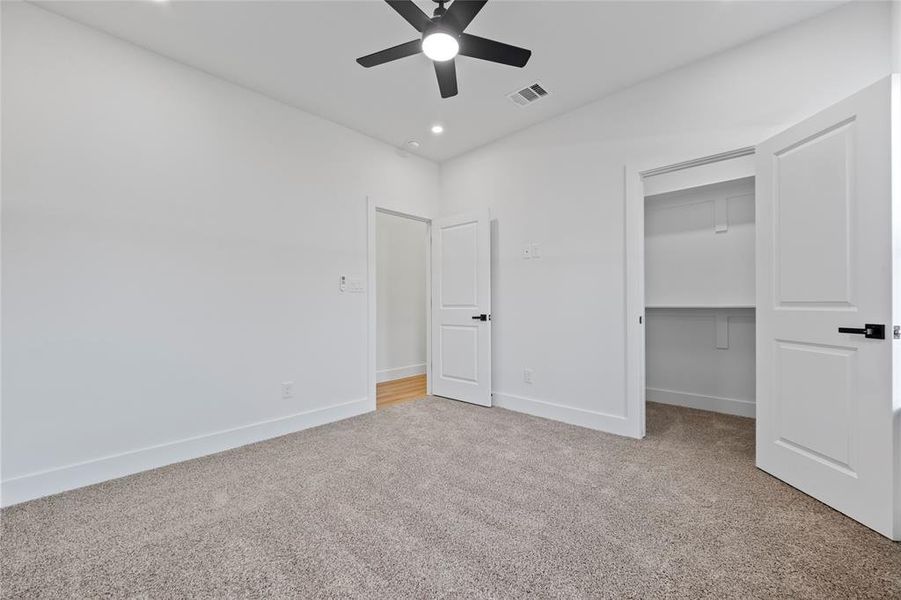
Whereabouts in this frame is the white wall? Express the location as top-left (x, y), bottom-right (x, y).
top-left (893, 0), bottom-right (901, 72)
top-left (646, 307), bottom-right (755, 418)
top-left (439, 1), bottom-right (893, 431)
top-left (376, 212), bottom-right (427, 382)
top-left (1, 2), bottom-right (439, 505)
top-left (645, 177), bottom-right (755, 308)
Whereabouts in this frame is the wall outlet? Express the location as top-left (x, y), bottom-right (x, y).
top-left (281, 381), bottom-right (294, 400)
top-left (523, 368), bottom-right (533, 384)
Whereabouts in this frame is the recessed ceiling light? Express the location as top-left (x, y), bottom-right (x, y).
top-left (406, 140), bottom-right (421, 149)
top-left (431, 124), bottom-right (444, 135)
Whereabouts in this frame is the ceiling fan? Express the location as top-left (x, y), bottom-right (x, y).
top-left (356, 0), bottom-right (532, 99)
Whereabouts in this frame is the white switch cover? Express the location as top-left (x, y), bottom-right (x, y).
top-left (522, 246), bottom-right (532, 259)
top-left (281, 381), bottom-right (294, 400)
top-left (523, 368), bottom-right (533, 384)
top-left (530, 243), bottom-right (541, 258)
top-left (339, 275), bottom-right (365, 293)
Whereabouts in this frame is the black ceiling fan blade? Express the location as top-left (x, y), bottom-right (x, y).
top-left (434, 59), bottom-right (458, 98)
top-left (443, 0), bottom-right (487, 32)
top-left (459, 33), bottom-right (531, 67)
top-left (357, 40), bottom-right (422, 68)
top-left (385, 0), bottom-right (433, 32)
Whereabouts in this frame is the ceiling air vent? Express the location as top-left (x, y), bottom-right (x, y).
top-left (508, 82), bottom-right (549, 106)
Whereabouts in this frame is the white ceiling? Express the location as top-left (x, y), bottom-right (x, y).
top-left (35, 0), bottom-right (843, 161)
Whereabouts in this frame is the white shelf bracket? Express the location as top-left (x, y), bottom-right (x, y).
top-left (714, 197), bottom-right (728, 233)
top-left (715, 312), bottom-right (729, 349)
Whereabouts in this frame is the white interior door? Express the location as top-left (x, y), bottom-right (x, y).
top-left (756, 76), bottom-right (897, 539)
top-left (431, 210), bottom-right (491, 406)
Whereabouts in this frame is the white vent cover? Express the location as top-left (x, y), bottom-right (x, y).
top-left (508, 82), bottom-right (549, 106)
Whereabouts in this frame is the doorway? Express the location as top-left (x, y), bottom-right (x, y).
top-left (367, 203), bottom-right (493, 411)
top-left (625, 148), bottom-right (757, 438)
top-left (643, 170), bottom-right (757, 420)
top-left (373, 208), bottom-right (430, 410)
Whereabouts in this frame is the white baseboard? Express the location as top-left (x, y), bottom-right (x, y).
top-left (376, 363), bottom-right (426, 383)
top-left (647, 387), bottom-right (755, 418)
top-left (0, 397), bottom-right (371, 508)
top-left (492, 392), bottom-right (641, 439)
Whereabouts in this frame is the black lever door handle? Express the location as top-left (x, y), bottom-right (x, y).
top-left (838, 323), bottom-right (885, 339)
top-left (838, 327), bottom-right (866, 334)
top-left (471, 314), bottom-right (488, 321)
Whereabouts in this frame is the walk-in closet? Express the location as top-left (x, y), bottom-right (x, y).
top-left (644, 174), bottom-right (756, 418)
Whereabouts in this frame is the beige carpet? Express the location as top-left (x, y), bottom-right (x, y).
top-left (2, 399), bottom-right (899, 598)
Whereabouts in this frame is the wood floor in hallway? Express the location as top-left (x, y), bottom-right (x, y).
top-left (376, 374), bottom-right (427, 409)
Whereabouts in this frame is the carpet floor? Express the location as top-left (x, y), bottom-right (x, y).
top-left (2, 399), bottom-right (899, 598)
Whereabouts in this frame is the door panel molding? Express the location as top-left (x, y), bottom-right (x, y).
top-left (757, 76), bottom-right (897, 539)
top-left (431, 210), bottom-right (492, 407)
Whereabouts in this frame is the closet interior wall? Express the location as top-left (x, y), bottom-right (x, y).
top-left (644, 176), bottom-right (756, 418)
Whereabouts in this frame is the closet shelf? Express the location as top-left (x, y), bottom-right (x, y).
top-left (645, 304), bottom-right (755, 309)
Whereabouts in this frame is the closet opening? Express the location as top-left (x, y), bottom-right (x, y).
top-left (628, 149), bottom-right (758, 437)
top-left (645, 175), bottom-right (756, 418)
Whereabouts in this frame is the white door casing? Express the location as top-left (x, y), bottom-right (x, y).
top-left (756, 76), bottom-right (897, 539)
top-left (431, 210), bottom-right (492, 406)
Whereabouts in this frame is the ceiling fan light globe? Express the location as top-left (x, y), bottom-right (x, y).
top-left (422, 32), bottom-right (459, 62)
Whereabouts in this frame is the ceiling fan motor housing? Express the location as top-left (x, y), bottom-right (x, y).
top-left (423, 21), bottom-right (459, 43)
top-left (356, 0), bottom-right (532, 98)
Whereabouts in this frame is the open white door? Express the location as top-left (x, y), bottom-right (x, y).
top-left (431, 210), bottom-right (491, 406)
top-left (756, 76), bottom-right (898, 539)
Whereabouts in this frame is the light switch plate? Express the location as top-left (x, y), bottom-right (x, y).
top-left (530, 243), bottom-right (541, 258)
top-left (340, 275), bottom-right (364, 293)
top-left (522, 246), bottom-right (532, 259)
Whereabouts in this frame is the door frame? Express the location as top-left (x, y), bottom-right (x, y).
top-left (366, 198), bottom-right (433, 412)
top-left (624, 146), bottom-right (756, 438)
